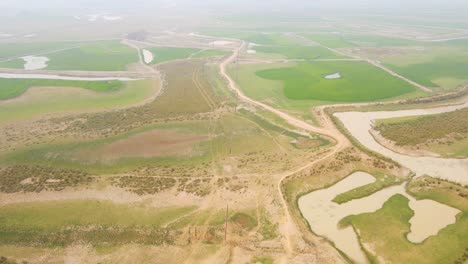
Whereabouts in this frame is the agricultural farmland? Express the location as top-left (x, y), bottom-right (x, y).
top-left (0, 40), bottom-right (139, 71)
top-left (143, 47), bottom-right (229, 65)
top-left (255, 61), bottom-right (418, 101)
top-left (0, 1), bottom-right (467, 264)
top-left (0, 79), bottom-right (156, 124)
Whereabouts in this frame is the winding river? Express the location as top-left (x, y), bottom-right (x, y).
top-left (335, 101), bottom-right (468, 184)
top-left (299, 101), bottom-right (467, 263)
top-left (299, 172), bottom-right (460, 264)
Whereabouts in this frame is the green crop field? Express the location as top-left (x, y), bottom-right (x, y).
top-left (0, 42), bottom-right (80, 60)
top-left (228, 62), bottom-right (324, 122)
top-left (253, 45), bottom-right (343, 59)
top-left (199, 31), bottom-right (296, 46)
top-left (46, 40), bottom-right (139, 71)
top-left (0, 40), bottom-right (139, 71)
top-left (146, 47), bottom-right (199, 64)
top-left (192, 49), bottom-right (229, 58)
top-left (342, 34), bottom-right (423, 47)
top-left (146, 47), bottom-right (229, 64)
top-left (303, 33), bottom-right (424, 48)
top-left (0, 79), bottom-right (155, 124)
top-left (384, 50), bottom-right (468, 89)
top-left (0, 78), bottom-right (124, 100)
top-left (302, 33), bottom-right (355, 48)
top-left (256, 61), bottom-right (417, 102)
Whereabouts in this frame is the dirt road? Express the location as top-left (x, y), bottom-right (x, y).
top-left (220, 42), bottom-right (335, 138)
top-left (220, 40), bottom-right (351, 263)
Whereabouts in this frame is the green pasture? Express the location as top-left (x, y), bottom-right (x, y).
top-left (0, 40), bottom-right (139, 71)
top-left (341, 194), bottom-right (467, 264)
top-left (145, 47), bottom-right (229, 64)
top-left (256, 61), bottom-right (416, 101)
top-left (254, 45), bottom-right (343, 60)
top-left (0, 78), bottom-right (123, 100)
top-left (0, 79), bottom-right (155, 124)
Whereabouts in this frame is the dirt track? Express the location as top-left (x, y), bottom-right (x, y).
top-left (220, 40), bottom-right (351, 263)
top-left (219, 37), bottom-right (468, 263)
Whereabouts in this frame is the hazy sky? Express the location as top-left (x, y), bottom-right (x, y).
top-left (2, 0), bottom-right (468, 9)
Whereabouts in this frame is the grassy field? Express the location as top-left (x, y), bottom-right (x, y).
top-left (0, 79), bottom-right (155, 124)
top-left (0, 78), bottom-right (124, 100)
top-left (46, 40), bottom-right (139, 71)
top-left (382, 45), bottom-right (468, 90)
top-left (256, 61), bottom-right (417, 101)
top-left (12, 59), bottom-right (217, 131)
top-left (0, 108), bottom-right (302, 174)
top-left (199, 31), bottom-right (297, 46)
top-left (332, 173), bottom-right (401, 204)
top-left (228, 62), bottom-right (324, 122)
top-left (0, 200), bottom-right (196, 246)
top-left (145, 47), bottom-right (228, 65)
top-left (192, 49), bottom-right (229, 59)
top-left (0, 40), bottom-right (139, 71)
top-left (145, 47), bottom-right (199, 64)
top-left (341, 176), bottom-right (468, 264)
top-left (375, 108), bottom-right (468, 158)
top-left (302, 33), bottom-right (468, 90)
top-left (253, 45), bottom-right (343, 60)
top-left (301, 33), bottom-right (354, 48)
top-left (0, 42), bottom-right (80, 60)
top-left (303, 33), bottom-right (423, 48)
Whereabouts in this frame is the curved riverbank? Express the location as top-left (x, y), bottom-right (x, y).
top-left (335, 101), bottom-right (468, 184)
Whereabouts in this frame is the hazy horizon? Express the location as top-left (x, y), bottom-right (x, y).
top-left (2, 0), bottom-right (468, 10)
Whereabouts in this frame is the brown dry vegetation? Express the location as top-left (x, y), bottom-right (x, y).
top-left (0, 165), bottom-right (92, 193)
top-left (90, 129), bottom-right (211, 161)
top-left (374, 107), bottom-right (468, 157)
top-left (0, 59), bottom-right (226, 151)
top-left (58, 59), bottom-right (224, 134)
top-left (375, 108), bottom-right (468, 146)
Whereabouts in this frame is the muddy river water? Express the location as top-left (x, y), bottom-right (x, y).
top-left (299, 102), bottom-right (467, 263)
top-left (335, 101), bottom-right (468, 184)
top-left (299, 172), bottom-right (460, 264)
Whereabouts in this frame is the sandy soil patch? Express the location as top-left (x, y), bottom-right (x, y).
top-left (94, 129), bottom-right (211, 160)
top-left (335, 101), bottom-right (468, 184)
top-left (142, 49), bottom-right (154, 64)
top-left (21, 56), bottom-right (50, 70)
top-left (246, 50), bottom-right (257, 54)
top-left (299, 171), bottom-right (460, 263)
